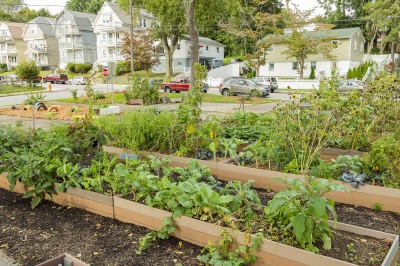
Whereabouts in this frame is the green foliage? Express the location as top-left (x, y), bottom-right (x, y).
top-left (372, 202), bottom-right (382, 212)
top-left (124, 75), bottom-right (161, 105)
top-left (23, 92), bottom-right (45, 105)
top-left (309, 66), bottom-right (316, 79)
top-left (0, 63), bottom-right (7, 72)
top-left (15, 60), bottom-right (40, 86)
top-left (197, 230), bottom-right (263, 265)
top-left (74, 64), bottom-right (92, 74)
top-left (65, 0), bottom-right (105, 14)
top-left (265, 177), bottom-right (348, 252)
top-left (0, 124), bottom-right (32, 157)
top-left (116, 61), bottom-right (130, 76)
top-left (66, 63), bottom-right (76, 73)
top-left (347, 61), bottom-right (374, 79)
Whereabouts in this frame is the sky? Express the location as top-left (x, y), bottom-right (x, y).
top-left (24, 0), bottom-right (324, 16)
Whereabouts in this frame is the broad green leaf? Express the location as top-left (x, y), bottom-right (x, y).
top-left (321, 233), bottom-right (332, 250)
top-left (292, 214), bottom-right (306, 243)
top-left (309, 196), bottom-right (327, 220)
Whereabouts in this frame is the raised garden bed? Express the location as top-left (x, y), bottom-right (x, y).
top-left (319, 148), bottom-right (365, 162)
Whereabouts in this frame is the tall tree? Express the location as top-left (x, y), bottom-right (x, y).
top-left (364, 0), bottom-right (400, 60)
top-left (0, 0), bottom-right (24, 13)
top-left (118, 0), bottom-right (231, 78)
top-left (65, 0), bottom-right (105, 14)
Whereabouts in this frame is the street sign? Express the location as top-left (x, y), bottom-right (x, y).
top-left (102, 68), bottom-right (109, 77)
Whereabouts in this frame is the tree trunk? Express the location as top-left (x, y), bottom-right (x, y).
top-left (391, 41), bottom-right (395, 62)
top-left (299, 60), bottom-right (304, 79)
top-left (184, 0), bottom-right (199, 89)
top-left (367, 30), bottom-right (377, 54)
top-left (161, 33), bottom-right (174, 78)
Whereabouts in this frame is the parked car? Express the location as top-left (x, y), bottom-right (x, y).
top-left (5, 74), bottom-right (19, 82)
top-left (161, 77), bottom-right (208, 93)
top-left (219, 78), bottom-right (270, 97)
top-left (68, 76), bottom-right (88, 85)
top-left (251, 76), bottom-right (278, 93)
top-left (43, 73), bottom-right (68, 84)
top-left (338, 80), bottom-right (364, 93)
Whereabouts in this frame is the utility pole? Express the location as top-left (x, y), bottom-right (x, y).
top-left (130, 0), bottom-right (134, 75)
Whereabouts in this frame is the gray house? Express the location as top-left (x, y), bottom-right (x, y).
top-left (54, 10), bottom-right (97, 69)
top-left (23, 17), bottom-right (59, 70)
top-left (0, 22), bottom-right (27, 69)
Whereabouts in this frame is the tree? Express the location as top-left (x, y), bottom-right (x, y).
top-left (66, 0), bottom-right (105, 14)
top-left (121, 30), bottom-right (161, 76)
top-left (15, 60), bottom-right (40, 87)
top-left (0, 0), bottom-right (24, 13)
top-left (282, 6), bottom-right (336, 79)
top-left (118, 0), bottom-right (231, 79)
top-left (309, 66), bottom-right (316, 79)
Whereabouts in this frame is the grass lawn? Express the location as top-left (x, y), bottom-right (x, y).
top-left (58, 91), bottom-right (278, 105)
top-left (0, 85), bottom-right (46, 94)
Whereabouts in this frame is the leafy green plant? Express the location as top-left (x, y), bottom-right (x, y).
top-left (71, 89), bottom-right (78, 101)
top-left (372, 203), bottom-right (382, 212)
top-left (197, 230), bottom-right (263, 265)
top-left (265, 177), bottom-right (348, 253)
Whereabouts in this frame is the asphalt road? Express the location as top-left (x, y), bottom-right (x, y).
top-left (0, 83), bottom-right (293, 107)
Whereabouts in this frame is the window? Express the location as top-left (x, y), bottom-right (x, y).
top-left (360, 43), bottom-right (363, 52)
top-left (267, 44), bottom-right (274, 52)
top-left (109, 48), bottom-right (114, 54)
top-left (354, 40), bottom-right (357, 50)
top-left (177, 43), bottom-right (181, 50)
top-left (116, 32), bottom-right (120, 39)
top-left (103, 14), bottom-right (112, 23)
top-left (177, 61), bottom-right (182, 66)
top-left (292, 62), bottom-right (298, 70)
top-left (102, 49), bottom-right (106, 56)
top-left (206, 46), bottom-right (209, 51)
top-left (311, 61), bottom-right (316, 69)
top-left (102, 33), bottom-right (106, 40)
top-left (28, 25), bottom-right (37, 34)
top-left (109, 33), bottom-right (112, 39)
top-left (217, 47), bottom-right (219, 53)
top-left (332, 40), bottom-right (339, 49)
top-left (140, 18), bottom-right (147, 28)
top-left (269, 63), bottom-right (274, 71)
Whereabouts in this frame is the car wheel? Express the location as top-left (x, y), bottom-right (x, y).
top-left (176, 90), bottom-right (180, 93)
top-left (68, 81), bottom-right (71, 85)
top-left (164, 86), bottom-right (172, 93)
top-left (78, 81), bottom-right (81, 85)
top-left (221, 88), bottom-right (229, 96)
top-left (271, 89), bottom-right (275, 93)
top-left (43, 79), bottom-right (47, 83)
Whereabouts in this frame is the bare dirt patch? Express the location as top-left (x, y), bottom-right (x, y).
top-left (0, 104), bottom-right (90, 121)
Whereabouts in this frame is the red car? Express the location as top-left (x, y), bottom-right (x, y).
top-left (161, 77), bottom-right (208, 93)
top-left (43, 73), bottom-right (69, 84)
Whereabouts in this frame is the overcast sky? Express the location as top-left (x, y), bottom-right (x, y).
top-left (24, 0), bottom-right (324, 16)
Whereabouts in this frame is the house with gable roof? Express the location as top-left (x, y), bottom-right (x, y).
top-left (259, 27), bottom-right (365, 78)
top-left (93, 1), bottom-right (155, 68)
top-left (54, 9), bottom-right (97, 69)
top-left (22, 17), bottom-right (59, 70)
top-left (0, 22), bottom-right (27, 69)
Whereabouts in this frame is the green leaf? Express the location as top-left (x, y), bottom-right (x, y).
top-left (321, 233), bottom-right (332, 250)
top-left (292, 214), bottom-right (306, 244)
top-left (309, 196), bottom-right (327, 220)
top-left (30, 195), bottom-right (42, 209)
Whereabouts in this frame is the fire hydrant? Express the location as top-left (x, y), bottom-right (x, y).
top-left (48, 83), bottom-right (52, 92)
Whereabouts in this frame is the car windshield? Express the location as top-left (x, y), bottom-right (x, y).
top-left (271, 78), bottom-right (277, 82)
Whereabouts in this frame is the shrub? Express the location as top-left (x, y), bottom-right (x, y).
top-left (0, 63), bottom-right (7, 72)
top-left (309, 67), bottom-right (315, 79)
top-left (15, 60), bottom-right (40, 86)
top-left (116, 61), bottom-right (130, 75)
top-left (66, 63), bottom-right (76, 73)
top-left (74, 63), bottom-right (92, 74)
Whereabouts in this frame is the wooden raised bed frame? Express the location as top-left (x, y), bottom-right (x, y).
top-left (0, 172), bottom-right (398, 266)
top-left (102, 146), bottom-right (400, 214)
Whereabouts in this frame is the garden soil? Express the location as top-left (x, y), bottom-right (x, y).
top-left (0, 188), bottom-right (203, 266)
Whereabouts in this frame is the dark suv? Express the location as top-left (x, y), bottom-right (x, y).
top-left (43, 73), bottom-right (68, 84)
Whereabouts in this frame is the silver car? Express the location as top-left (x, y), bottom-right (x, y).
top-left (219, 78), bottom-right (270, 97)
top-left (68, 76), bottom-right (88, 85)
top-left (338, 80), bottom-right (363, 93)
top-left (252, 76), bottom-right (278, 93)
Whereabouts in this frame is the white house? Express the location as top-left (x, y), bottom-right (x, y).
top-left (259, 27), bottom-right (366, 78)
top-left (93, 1), bottom-right (155, 68)
top-left (153, 35), bottom-right (225, 74)
top-left (54, 10), bottom-right (97, 69)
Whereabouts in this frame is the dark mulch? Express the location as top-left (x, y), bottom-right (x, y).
top-left (0, 188), bottom-right (203, 266)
